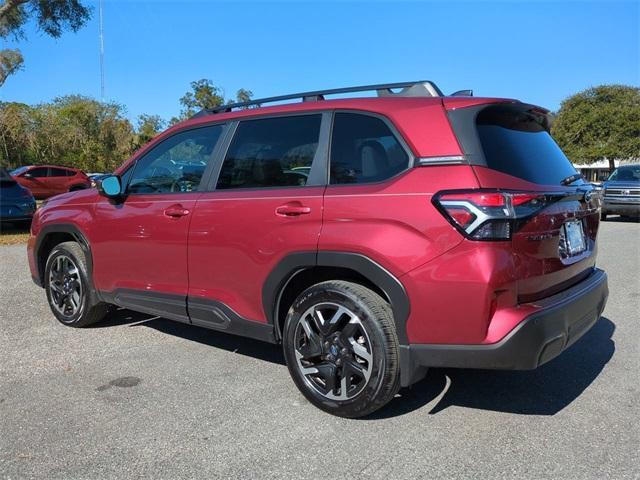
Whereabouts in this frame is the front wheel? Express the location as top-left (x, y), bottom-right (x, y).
top-left (44, 241), bottom-right (109, 327)
top-left (283, 280), bottom-right (400, 418)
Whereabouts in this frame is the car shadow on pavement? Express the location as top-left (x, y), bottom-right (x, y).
top-left (93, 307), bottom-right (286, 365)
top-left (369, 317), bottom-right (616, 419)
top-left (94, 309), bottom-right (615, 419)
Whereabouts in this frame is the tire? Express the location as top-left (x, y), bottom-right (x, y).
top-left (283, 280), bottom-right (400, 418)
top-left (44, 241), bottom-right (109, 327)
top-left (600, 212), bottom-right (607, 221)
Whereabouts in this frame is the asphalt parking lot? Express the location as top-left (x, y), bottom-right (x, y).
top-left (1, 220), bottom-right (639, 479)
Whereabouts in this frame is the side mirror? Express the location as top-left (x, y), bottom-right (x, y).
top-left (98, 175), bottom-right (123, 198)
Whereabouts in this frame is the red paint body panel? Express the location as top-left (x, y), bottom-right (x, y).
top-left (188, 187), bottom-right (324, 322)
top-left (319, 166), bottom-right (478, 277)
top-left (12, 165), bottom-right (90, 199)
top-left (402, 240), bottom-right (519, 344)
top-left (91, 192), bottom-right (199, 296)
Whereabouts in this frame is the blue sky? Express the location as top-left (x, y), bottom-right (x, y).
top-left (1, 0), bottom-right (638, 123)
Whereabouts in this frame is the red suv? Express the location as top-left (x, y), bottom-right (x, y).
top-left (11, 165), bottom-right (91, 199)
top-left (27, 81), bottom-right (608, 417)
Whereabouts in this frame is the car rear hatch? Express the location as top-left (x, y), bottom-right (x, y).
top-left (445, 101), bottom-right (600, 302)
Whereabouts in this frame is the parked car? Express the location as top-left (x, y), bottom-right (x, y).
top-left (88, 173), bottom-right (111, 188)
top-left (10, 165), bottom-right (91, 199)
top-left (27, 81), bottom-right (608, 418)
top-left (0, 167), bottom-right (36, 225)
top-left (600, 164), bottom-right (640, 220)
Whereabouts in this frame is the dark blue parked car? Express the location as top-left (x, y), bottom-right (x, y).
top-left (0, 167), bottom-right (36, 225)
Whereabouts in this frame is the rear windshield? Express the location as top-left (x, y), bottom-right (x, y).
top-left (608, 166), bottom-right (640, 182)
top-left (9, 166), bottom-right (28, 176)
top-left (476, 105), bottom-right (580, 186)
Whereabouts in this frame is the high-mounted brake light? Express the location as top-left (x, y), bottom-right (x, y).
top-left (433, 190), bottom-right (552, 240)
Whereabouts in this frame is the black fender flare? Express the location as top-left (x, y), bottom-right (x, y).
top-left (34, 223), bottom-right (93, 286)
top-left (262, 251), bottom-right (411, 345)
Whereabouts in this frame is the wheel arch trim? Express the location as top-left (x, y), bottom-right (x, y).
top-left (263, 251), bottom-right (411, 345)
top-left (34, 223), bottom-right (93, 287)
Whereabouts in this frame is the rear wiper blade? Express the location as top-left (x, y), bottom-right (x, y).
top-left (560, 173), bottom-right (584, 186)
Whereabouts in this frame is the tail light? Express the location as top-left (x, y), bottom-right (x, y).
top-left (433, 190), bottom-right (556, 240)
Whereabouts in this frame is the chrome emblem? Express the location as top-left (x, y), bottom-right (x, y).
top-left (623, 189), bottom-right (630, 196)
top-left (584, 190), bottom-right (593, 202)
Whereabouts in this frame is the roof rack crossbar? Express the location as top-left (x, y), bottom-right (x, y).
top-left (192, 80), bottom-right (443, 117)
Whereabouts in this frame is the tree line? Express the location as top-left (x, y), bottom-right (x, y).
top-left (0, 79), bottom-right (254, 172)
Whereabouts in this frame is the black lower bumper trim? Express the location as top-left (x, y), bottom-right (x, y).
top-left (400, 268), bottom-right (608, 387)
top-left (602, 203), bottom-right (640, 216)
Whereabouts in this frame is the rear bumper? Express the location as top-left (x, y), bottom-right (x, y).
top-left (400, 268), bottom-right (608, 386)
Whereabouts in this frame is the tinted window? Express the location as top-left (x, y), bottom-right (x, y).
top-left (49, 168), bottom-right (68, 177)
top-left (476, 105), bottom-right (580, 186)
top-left (128, 125), bottom-right (223, 194)
top-left (216, 115), bottom-right (321, 190)
top-left (65, 169), bottom-right (76, 177)
top-left (0, 167), bottom-right (17, 187)
top-left (330, 113), bottom-right (409, 184)
top-left (29, 168), bottom-right (49, 178)
top-left (608, 166), bottom-right (640, 182)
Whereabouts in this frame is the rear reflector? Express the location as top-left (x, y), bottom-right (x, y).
top-left (433, 190), bottom-right (555, 240)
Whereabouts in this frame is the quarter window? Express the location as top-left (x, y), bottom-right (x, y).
top-left (216, 115), bottom-right (322, 190)
top-left (330, 113), bottom-right (409, 184)
top-left (127, 125), bottom-right (223, 194)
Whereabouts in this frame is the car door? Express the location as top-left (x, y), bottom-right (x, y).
top-left (48, 167), bottom-right (70, 195)
top-left (19, 167), bottom-right (49, 198)
top-left (90, 124), bottom-right (226, 322)
top-left (187, 113), bottom-right (329, 328)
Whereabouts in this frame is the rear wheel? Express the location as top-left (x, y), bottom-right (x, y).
top-left (283, 280), bottom-right (400, 418)
top-left (44, 241), bottom-right (109, 327)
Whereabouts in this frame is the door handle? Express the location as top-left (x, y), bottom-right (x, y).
top-left (275, 203), bottom-right (312, 217)
top-left (164, 205), bottom-right (190, 218)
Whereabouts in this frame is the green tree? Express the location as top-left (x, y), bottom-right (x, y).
top-left (552, 85), bottom-right (640, 170)
top-left (0, 0), bottom-right (91, 86)
top-left (178, 79), bottom-right (225, 118)
top-left (135, 114), bottom-right (165, 148)
top-left (172, 80), bottom-right (255, 123)
top-left (0, 101), bottom-right (34, 167)
top-left (0, 96), bottom-right (136, 172)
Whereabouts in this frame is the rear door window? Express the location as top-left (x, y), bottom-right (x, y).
top-left (216, 115), bottom-right (321, 190)
top-left (330, 113), bottom-right (409, 184)
top-left (475, 105), bottom-right (580, 185)
top-left (49, 168), bottom-right (68, 177)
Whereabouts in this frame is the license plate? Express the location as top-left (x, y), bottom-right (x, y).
top-left (563, 220), bottom-right (587, 256)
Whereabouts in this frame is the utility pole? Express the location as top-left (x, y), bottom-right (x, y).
top-left (99, 0), bottom-right (105, 101)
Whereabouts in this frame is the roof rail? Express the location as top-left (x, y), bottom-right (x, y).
top-left (192, 80), bottom-right (444, 117)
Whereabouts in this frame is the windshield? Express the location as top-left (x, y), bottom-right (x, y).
top-left (476, 105), bottom-right (582, 186)
top-left (1, 167), bottom-right (18, 187)
top-left (9, 166), bottom-right (28, 176)
top-left (608, 166), bottom-right (640, 182)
